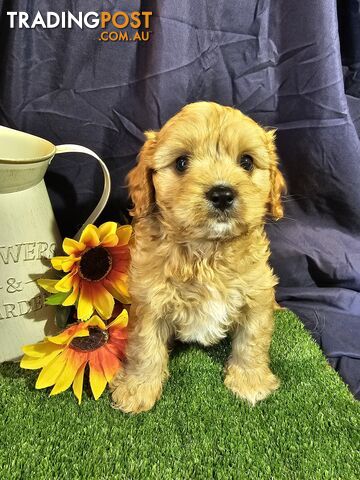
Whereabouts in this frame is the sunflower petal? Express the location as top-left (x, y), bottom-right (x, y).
top-left (51, 255), bottom-right (80, 273)
top-left (20, 346), bottom-right (63, 370)
top-left (37, 279), bottom-right (59, 293)
top-left (97, 347), bottom-right (120, 383)
top-left (108, 328), bottom-right (128, 342)
top-left (98, 222), bottom-right (117, 240)
top-left (105, 338), bottom-right (127, 360)
top-left (89, 352), bottom-right (107, 400)
top-left (104, 277), bottom-right (131, 304)
top-left (106, 269), bottom-right (128, 287)
top-left (50, 349), bottom-right (87, 396)
top-left (35, 350), bottom-right (68, 389)
top-left (111, 259), bottom-right (129, 274)
top-left (77, 282), bottom-right (94, 321)
top-left (92, 283), bottom-right (114, 320)
top-left (46, 323), bottom-right (89, 345)
top-left (22, 341), bottom-right (60, 358)
top-left (55, 271), bottom-right (78, 293)
top-left (111, 250), bottom-right (131, 275)
top-left (61, 257), bottom-right (81, 273)
top-left (62, 277), bottom-right (80, 306)
top-left (88, 315), bottom-right (107, 330)
top-left (73, 362), bottom-right (87, 404)
top-left (102, 234), bottom-right (119, 248)
top-left (108, 309), bottom-right (128, 329)
top-left (116, 225), bottom-right (132, 246)
top-left (51, 256), bottom-right (71, 271)
top-left (79, 224), bottom-right (100, 247)
top-left (111, 247), bottom-right (131, 261)
top-left (97, 221), bottom-right (119, 247)
top-left (63, 238), bottom-right (86, 255)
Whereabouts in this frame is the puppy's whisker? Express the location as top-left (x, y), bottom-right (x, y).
top-left (281, 194), bottom-right (311, 202)
top-left (265, 215), bottom-right (296, 226)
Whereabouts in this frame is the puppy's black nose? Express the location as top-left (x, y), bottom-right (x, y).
top-left (206, 186), bottom-right (235, 211)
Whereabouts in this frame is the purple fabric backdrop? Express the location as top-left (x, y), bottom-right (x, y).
top-left (0, 0), bottom-right (359, 398)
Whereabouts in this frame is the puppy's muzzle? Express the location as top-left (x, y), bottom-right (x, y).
top-left (206, 185), bottom-right (235, 211)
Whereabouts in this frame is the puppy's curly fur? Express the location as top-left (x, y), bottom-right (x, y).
top-left (111, 102), bottom-right (286, 413)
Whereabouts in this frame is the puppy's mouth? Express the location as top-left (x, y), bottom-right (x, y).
top-left (205, 210), bottom-right (237, 237)
top-left (205, 219), bottom-right (233, 239)
top-left (207, 199), bottom-right (238, 224)
top-left (205, 202), bottom-right (246, 239)
top-left (209, 207), bottom-right (234, 220)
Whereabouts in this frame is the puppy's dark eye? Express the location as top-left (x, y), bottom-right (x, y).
top-left (239, 154), bottom-right (254, 171)
top-left (175, 156), bottom-right (189, 173)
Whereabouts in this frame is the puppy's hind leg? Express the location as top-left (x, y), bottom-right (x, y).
top-left (224, 294), bottom-right (280, 406)
top-left (110, 306), bottom-right (171, 414)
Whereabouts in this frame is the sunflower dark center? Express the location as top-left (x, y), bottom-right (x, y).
top-left (70, 327), bottom-right (109, 351)
top-left (79, 246), bottom-right (112, 282)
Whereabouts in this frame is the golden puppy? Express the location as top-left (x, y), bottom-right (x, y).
top-left (110, 102), bottom-right (285, 413)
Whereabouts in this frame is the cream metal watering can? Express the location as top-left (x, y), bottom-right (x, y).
top-left (0, 126), bottom-right (111, 362)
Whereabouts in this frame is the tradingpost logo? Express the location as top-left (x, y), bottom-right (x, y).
top-left (7, 10), bottom-right (153, 42)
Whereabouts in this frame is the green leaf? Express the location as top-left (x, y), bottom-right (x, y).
top-left (45, 292), bottom-right (70, 306)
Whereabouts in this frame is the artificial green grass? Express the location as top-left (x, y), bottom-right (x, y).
top-left (0, 310), bottom-right (359, 480)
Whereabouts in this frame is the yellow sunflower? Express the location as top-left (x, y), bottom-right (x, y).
top-left (20, 309), bottom-right (128, 403)
top-left (38, 222), bottom-right (132, 321)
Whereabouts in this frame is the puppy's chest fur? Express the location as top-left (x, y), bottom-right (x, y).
top-left (171, 280), bottom-right (242, 346)
top-left (130, 235), bottom-right (271, 347)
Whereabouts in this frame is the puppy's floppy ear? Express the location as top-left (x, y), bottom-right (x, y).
top-left (265, 129), bottom-right (286, 220)
top-left (127, 131), bottom-right (157, 218)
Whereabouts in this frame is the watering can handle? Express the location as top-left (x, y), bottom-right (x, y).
top-left (54, 145), bottom-right (111, 241)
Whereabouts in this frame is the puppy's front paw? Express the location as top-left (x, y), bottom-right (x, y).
top-left (224, 363), bottom-right (279, 406)
top-left (110, 370), bottom-right (162, 414)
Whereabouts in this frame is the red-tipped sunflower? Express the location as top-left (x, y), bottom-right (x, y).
top-left (20, 309), bottom-right (128, 403)
top-left (39, 222), bottom-right (132, 321)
